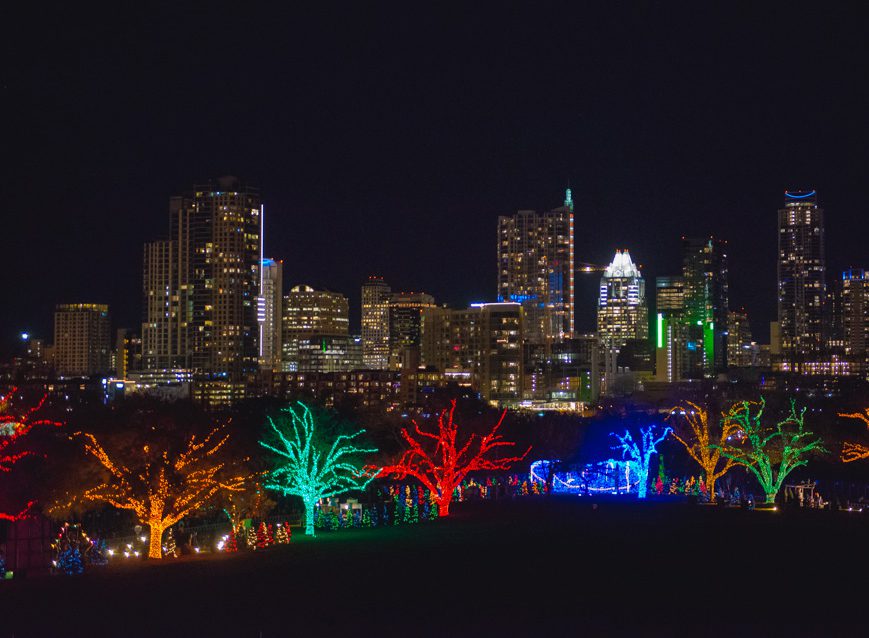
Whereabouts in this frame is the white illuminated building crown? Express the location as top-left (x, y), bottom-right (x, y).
top-left (603, 250), bottom-right (641, 278)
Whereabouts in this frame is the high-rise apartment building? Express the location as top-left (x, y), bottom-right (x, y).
top-left (54, 303), bottom-right (111, 377)
top-left (142, 177), bottom-right (263, 405)
top-left (842, 269), bottom-right (869, 363)
top-left (361, 276), bottom-right (391, 369)
top-left (682, 236), bottom-right (729, 376)
top-left (727, 310), bottom-right (755, 368)
top-left (259, 258), bottom-right (283, 371)
top-left (497, 189), bottom-right (574, 345)
top-left (171, 177), bottom-right (262, 386)
top-left (777, 190), bottom-right (825, 371)
top-left (282, 285), bottom-right (352, 372)
top-left (388, 292), bottom-right (436, 370)
top-left (142, 239), bottom-right (185, 370)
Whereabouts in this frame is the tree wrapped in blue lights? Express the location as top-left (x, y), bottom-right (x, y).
top-left (610, 425), bottom-right (672, 499)
top-left (260, 402), bottom-right (378, 536)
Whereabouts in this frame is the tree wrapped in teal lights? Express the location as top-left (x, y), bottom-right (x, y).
top-left (718, 398), bottom-right (826, 504)
top-left (610, 425), bottom-right (672, 499)
top-left (259, 402), bottom-right (378, 536)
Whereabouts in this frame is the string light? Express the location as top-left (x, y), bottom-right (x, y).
top-left (610, 425), bottom-right (671, 499)
top-left (837, 409), bottom-right (869, 462)
top-left (0, 386), bottom-right (63, 520)
top-left (718, 398), bottom-right (827, 504)
top-left (259, 402), bottom-right (378, 536)
top-left (377, 399), bottom-right (530, 516)
top-left (73, 422), bottom-right (249, 559)
top-left (667, 401), bottom-right (740, 502)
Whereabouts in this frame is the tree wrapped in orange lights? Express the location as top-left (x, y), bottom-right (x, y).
top-left (667, 401), bottom-right (740, 502)
top-left (74, 424), bottom-right (249, 559)
top-left (1, 387), bottom-right (62, 520)
top-left (837, 409), bottom-right (869, 462)
top-left (377, 400), bottom-right (530, 516)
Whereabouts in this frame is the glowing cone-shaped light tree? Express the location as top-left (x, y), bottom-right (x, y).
top-left (610, 425), bottom-right (672, 499)
top-left (259, 402), bottom-right (378, 536)
top-left (718, 398), bottom-right (826, 504)
top-left (377, 400), bottom-right (530, 516)
top-left (75, 424), bottom-right (248, 559)
top-left (1, 387), bottom-right (63, 521)
top-left (837, 409), bottom-right (869, 462)
top-left (667, 402), bottom-right (740, 502)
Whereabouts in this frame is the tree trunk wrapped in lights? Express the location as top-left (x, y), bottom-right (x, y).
top-left (718, 398), bottom-right (827, 504)
top-left (376, 400), bottom-right (530, 516)
top-left (73, 424), bottom-right (248, 559)
top-left (667, 401), bottom-right (740, 502)
top-left (0, 387), bottom-right (63, 521)
top-left (259, 402), bottom-right (378, 536)
top-left (837, 409), bottom-right (869, 462)
top-left (610, 425), bottom-right (671, 499)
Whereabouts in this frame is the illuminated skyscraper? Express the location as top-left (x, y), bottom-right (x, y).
top-left (361, 276), bottom-right (391, 369)
top-left (777, 190), bottom-right (825, 371)
top-left (54, 303), bottom-right (111, 377)
top-left (682, 236), bottom-right (729, 376)
top-left (142, 239), bottom-right (185, 370)
top-left (597, 250), bottom-right (648, 347)
top-left (842, 269), bottom-right (869, 363)
top-left (598, 251), bottom-right (648, 392)
top-left (171, 177), bottom-right (261, 386)
top-left (727, 310), bottom-right (755, 368)
top-left (388, 292), bottom-right (436, 370)
top-left (497, 188), bottom-right (574, 345)
top-left (259, 258), bottom-right (283, 371)
top-left (282, 285), bottom-right (351, 372)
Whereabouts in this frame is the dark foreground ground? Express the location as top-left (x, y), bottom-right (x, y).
top-left (1, 497), bottom-right (866, 637)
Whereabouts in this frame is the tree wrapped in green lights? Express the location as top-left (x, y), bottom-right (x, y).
top-left (259, 402), bottom-right (378, 536)
top-left (610, 425), bottom-right (671, 499)
top-left (718, 398), bottom-right (826, 504)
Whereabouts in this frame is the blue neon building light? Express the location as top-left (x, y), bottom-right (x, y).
top-left (784, 190), bottom-right (816, 199)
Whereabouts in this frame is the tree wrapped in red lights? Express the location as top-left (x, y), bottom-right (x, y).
top-left (376, 400), bottom-right (530, 516)
top-left (71, 423), bottom-right (250, 559)
top-left (0, 387), bottom-right (63, 521)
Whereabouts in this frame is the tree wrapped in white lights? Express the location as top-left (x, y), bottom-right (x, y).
top-left (259, 402), bottom-right (378, 536)
top-left (611, 425), bottom-right (671, 499)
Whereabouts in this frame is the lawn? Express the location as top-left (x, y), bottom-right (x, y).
top-left (1, 497), bottom-right (866, 637)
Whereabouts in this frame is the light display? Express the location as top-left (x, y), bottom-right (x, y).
top-left (74, 423), bottom-right (248, 559)
top-left (0, 387), bottom-right (63, 521)
top-left (718, 398), bottom-right (827, 504)
top-left (837, 409), bottom-right (869, 462)
top-left (530, 459), bottom-right (640, 494)
top-left (163, 528), bottom-right (177, 558)
top-left (610, 425), bottom-right (671, 499)
top-left (667, 401), bottom-right (739, 502)
top-left (274, 522), bottom-right (290, 544)
top-left (259, 402), bottom-right (378, 536)
top-left (377, 400), bottom-right (529, 516)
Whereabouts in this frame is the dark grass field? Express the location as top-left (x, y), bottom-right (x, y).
top-left (2, 497), bottom-right (866, 637)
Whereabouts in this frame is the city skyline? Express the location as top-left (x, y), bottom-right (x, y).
top-left (5, 5), bottom-right (869, 352)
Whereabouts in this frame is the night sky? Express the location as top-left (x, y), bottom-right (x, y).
top-left (4, 4), bottom-right (869, 353)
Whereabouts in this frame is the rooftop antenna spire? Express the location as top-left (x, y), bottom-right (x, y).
top-left (564, 184), bottom-right (573, 212)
